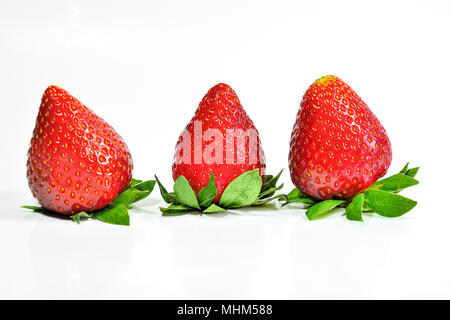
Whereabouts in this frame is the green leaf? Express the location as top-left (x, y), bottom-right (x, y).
top-left (132, 191), bottom-right (151, 203)
top-left (345, 194), bottom-right (364, 222)
top-left (113, 188), bottom-right (148, 206)
top-left (287, 188), bottom-right (310, 200)
top-left (197, 173), bottom-right (218, 208)
top-left (399, 163), bottom-right (419, 178)
top-left (203, 204), bottom-right (226, 213)
top-left (160, 204), bottom-right (192, 212)
top-left (70, 212), bottom-right (93, 224)
top-left (364, 190), bottom-right (417, 217)
top-left (283, 188), bottom-right (317, 205)
top-left (258, 183), bottom-right (284, 199)
top-left (252, 194), bottom-right (286, 206)
top-left (399, 162), bottom-right (409, 174)
top-left (129, 178), bottom-right (143, 187)
top-left (133, 180), bottom-right (156, 192)
top-left (173, 175), bottom-right (200, 210)
top-left (95, 203), bottom-right (130, 226)
top-left (160, 204), bottom-right (193, 215)
top-left (405, 167), bottom-right (419, 178)
top-left (367, 173), bottom-right (418, 193)
top-left (21, 205), bottom-right (49, 213)
top-left (167, 192), bottom-right (176, 199)
top-left (305, 199), bottom-right (345, 220)
top-left (219, 169), bottom-right (262, 208)
top-left (260, 169), bottom-right (283, 195)
top-left (155, 175), bottom-right (177, 204)
top-left (262, 175), bottom-right (273, 186)
top-left (132, 180), bottom-right (156, 202)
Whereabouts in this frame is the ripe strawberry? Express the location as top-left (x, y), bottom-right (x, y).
top-left (289, 75), bottom-right (392, 200)
top-left (27, 86), bottom-right (133, 215)
top-left (172, 83), bottom-right (266, 201)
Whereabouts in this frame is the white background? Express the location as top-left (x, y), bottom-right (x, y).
top-left (1, 0), bottom-right (449, 299)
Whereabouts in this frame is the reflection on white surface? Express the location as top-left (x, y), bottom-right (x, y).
top-left (1, 190), bottom-right (449, 299)
top-left (28, 221), bottom-right (133, 298)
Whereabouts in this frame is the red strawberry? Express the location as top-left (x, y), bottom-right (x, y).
top-left (172, 83), bottom-right (266, 201)
top-left (289, 75), bottom-right (392, 200)
top-left (27, 86), bottom-right (133, 215)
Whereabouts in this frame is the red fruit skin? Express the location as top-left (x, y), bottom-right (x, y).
top-left (27, 86), bottom-right (133, 215)
top-left (172, 83), bottom-right (266, 202)
top-left (289, 75), bottom-right (392, 200)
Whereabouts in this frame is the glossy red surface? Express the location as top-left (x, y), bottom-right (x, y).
top-left (172, 83), bottom-right (265, 201)
top-left (26, 86), bottom-right (133, 214)
top-left (289, 76), bottom-right (392, 200)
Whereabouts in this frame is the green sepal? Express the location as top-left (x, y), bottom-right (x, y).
top-left (258, 183), bottom-right (284, 200)
top-left (113, 188), bottom-right (149, 206)
top-left (399, 162), bottom-right (419, 178)
top-left (305, 199), bottom-right (346, 220)
top-left (281, 188), bottom-right (317, 206)
top-left (197, 173), bottom-right (218, 208)
top-left (345, 193), bottom-right (364, 222)
top-left (399, 162), bottom-right (409, 174)
top-left (21, 205), bottom-right (49, 213)
top-left (130, 191), bottom-right (151, 204)
top-left (367, 173), bottom-right (418, 193)
top-left (364, 190), bottom-right (417, 218)
top-left (129, 178), bottom-right (143, 187)
top-left (252, 194), bottom-right (286, 206)
top-left (160, 204), bottom-right (194, 216)
top-left (155, 175), bottom-right (178, 204)
top-left (95, 203), bottom-right (130, 225)
top-left (132, 180), bottom-right (156, 192)
top-left (262, 175), bottom-right (273, 186)
top-left (159, 169), bottom-right (284, 214)
top-left (96, 177), bottom-right (155, 225)
top-left (132, 180), bottom-right (156, 203)
top-left (112, 178), bottom-right (157, 206)
top-left (219, 169), bottom-right (262, 208)
top-left (173, 175), bottom-right (201, 210)
top-left (70, 212), bottom-right (94, 224)
top-left (260, 169), bottom-right (283, 198)
top-left (405, 167), bottom-right (419, 178)
top-left (22, 205), bottom-right (97, 224)
top-left (203, 204), bottom-right (227, 213)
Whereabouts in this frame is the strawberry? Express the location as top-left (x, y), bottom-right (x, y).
top-left (26, 86), bottom-right (133, 215)
top-left (172, 83), bottom-right (266, 202)
top-left (289, 75), bottom-right (392, 200)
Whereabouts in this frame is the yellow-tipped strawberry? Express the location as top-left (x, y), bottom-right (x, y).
top-left (285, 76), bottom-right (419, 221)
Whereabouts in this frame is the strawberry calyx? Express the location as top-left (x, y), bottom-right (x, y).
top-left (22, 178), bottom-right (156, 225)
top-left (281, 163), bottom-right (419, 221)
top-left (156, 169), bottom-right (285, 215)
